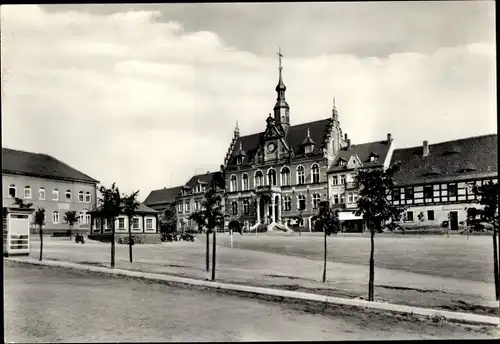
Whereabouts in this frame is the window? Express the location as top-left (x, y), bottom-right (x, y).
top-left (85, 192), bottom-right (91, 203)
top-left (305, 145), bottom-right (313, 154)
top-left (39, 187), bottom-right (45, 200)
top-left (284, 196), bottom-right (291, 211)
top-left (340, 175), bottom-right (346, 184)
top-left (312, 193), bottom-right (321, 209)
top-left (405, 187), bottom-right (414, 200)
top-left (297, 165), bottom-right (305, 185)
top-left (340, 193), bottom-right (345, 204)
top-left (427, 210), bottom-right (435, 221)
top-left (118, 218), bottom-right (125, 229)
top-left (24, 186), bottom-right (31, 199)
top-left (339, 160), bottom-right (345, 167)
top-left (267, 168), bottom-right (277, 186)
top-left (185, 201), bottom-right (190, 212)
top-left (280, 167), bottom-right (291, 186)
top-left (405, 211), bottom-right (414, 222)
top-left (242, 174), bottom-right (249, 191)
top-left (243, 199), bottom-right (250, 215)
top-left (448, 183), bottom-right (457, 197)
top-left (232, 201), bottom-right (238, 215)
top-left (424, 185), bottom-right (433, 198)
top-left (132, 218), bottom-right (140, 229)
top-left (78, 191), bottom-right (84, 202)
top-left (298, 195), bottom-right (306, 210)
top-left (348, 193), bottom-right (354, 203)
top-left (333, 194), bottom-right (339, 204)
top-left (79, 212), bottom-right (84, 225)
top-left (8, 184), bottom-right (16, 198)
top-left (65, 190), bottom-right (72, 202)
top-left (194, 200), bottom-right (199, 211)
top-left (353, 192), bottom-right (358, 203)
top-left (392, 189), bottom-right (401, 201)
top-left (230, 175), bottom-right (237, 192)
top-left (311, 164), bottom-right (320, 183)
top-left (85, 214), bottom-right (91, 225)
top-left (254, 171), bottom-right (263, 187)
top-left (332, 176), bottom-right (338, 185)
top-left (52, 189), bottom-right (59, 201)
top-left (52, 211), bottom-right (60, 224)
top-left (177, 203), bottom-right (183, 213)
top-left (146, 218), bottom-right (153, 229)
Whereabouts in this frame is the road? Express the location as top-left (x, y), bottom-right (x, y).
top-left (4, 261), bottom-right (496, 342)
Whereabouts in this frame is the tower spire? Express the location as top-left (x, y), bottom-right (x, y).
top-left (234, 121), bottom-right (240, 138)
top-left (273, 46), bottom-right (290, 133)
top-left (332, 96), bottom-right (338, 122)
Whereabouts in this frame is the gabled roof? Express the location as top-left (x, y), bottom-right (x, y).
top-left (391, 134), bottom-right (498, 186)
top-left (228, 118), bottom-right (331, 165)
top-left (177, 171), bottom-right (225, 197)
top-left (328, 140), bottom-right (392, 173)
top-left (90, 202), bottom-right (158, 215)
top-left (2, 148), bottom-right (98, 184)
top-left (144, 186), bottom-right (182, 206)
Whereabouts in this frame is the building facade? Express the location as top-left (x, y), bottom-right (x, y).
top-left (222, 56), bottom-right (351, 231)
top-left (2, 148), bottom-right (99, 233)
top-left (144, 186), bottom-right (183, 215)
top-left (389, 135), bottom-right (498, 231)
top-left (89, 203), bottom-right (159, 235)
top-left (327, 134), bottom-right (395, 232)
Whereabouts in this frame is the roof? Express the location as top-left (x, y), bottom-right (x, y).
top-left (90, 202), bottom-right (158, 215)
top-left (228, 118), bottom-right (332, 165)
top-left (328, 139), bottom-right (392, 173)
top-left (2, 148), bottom-right (98, 184)
top-left (177, 171), bottom-right (225, 197)
top-left (144, 186), bottom-right (182, 206)
top-left (391, 134), bottom-right (498, 186)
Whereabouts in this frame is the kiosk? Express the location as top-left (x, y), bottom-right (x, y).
top-left (3, 207), bottom-right (34, 257)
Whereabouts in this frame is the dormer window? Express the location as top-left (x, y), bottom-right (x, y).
top-left (237, 156), bottom-right (243, 165)
top-left (302, 128), bottom-right (316, 154)
top-left (339, 160), bottom-right (345, 166)
top-left (368, 152), bottom-right (379, 162)
top-left (235, 142), bottom-right (246, 165)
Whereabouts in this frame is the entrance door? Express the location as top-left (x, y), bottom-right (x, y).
top-left (449, 211), bottom-right (459, 231)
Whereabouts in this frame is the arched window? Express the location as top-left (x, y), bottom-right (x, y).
top-left (65, 189), bottom-right (72, 202)
top-left (79, 212), bottom-right (84, 225)
top-left (284, 196), bottom-right (292, 211)
top-left (52, 211), bottom-right (60, 224)
top-left (243, 199), bottom-right (250, 215)
top-left (8, 184), bottom-right (16, 198)
top-left (297, 165), bottom-right (305, 185)
top-left (311, 163), bottom-right (320, 183)
top-left (39, 187), bottom-right (46, 200)
top-left (231, 201), bottom-right (238, 215)
top-left (242, 174), bottom-right (249, 191)
top-left (230, 175), bottom-right (237, 192)
top-left (280, 166), bottom-right (291, 186)
top-left (297, 194), bottom-right (306, 210)
top-left (24, 186), bottom-right (31, 199)
top-left (52, 189), bottom-right (59, 201)
top-left (85, 192), bottom-right (91, 203)
top-left (254, 171), bottom-right (263, 187)
top-left (312, 193), bottom-right (321, 209)
top-left (78, 191), bottom-right (84, 203)
top-left (267, 168), bottom-right (277, 186)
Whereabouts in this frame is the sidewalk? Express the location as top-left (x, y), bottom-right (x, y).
top-left (7, 256), bottom-right (499, 327)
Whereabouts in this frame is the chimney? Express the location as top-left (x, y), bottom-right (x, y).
top-left (423, 140), bottom-right (429, 157)
top-left (347, 139), bottom-right (351, 151)
top-left (344, 133), bottom-right (348, 141)
top-left (387, 133), bottom-right (392, 143)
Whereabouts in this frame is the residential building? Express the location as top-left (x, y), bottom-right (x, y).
top-left (2, 148), bottom-right (99, 234)
top-left (144, 185), bottom-right (182, 215)
top-left (222, 54), bottom-right (350, 232)
top-left (389, 134), bottom-right (497, 231)
top-left (89, 203), bottom-right (159, 235)
top-left (175, 171), bottom-right (225, 231)
top-left (327, 134), bottom-right (395, 232)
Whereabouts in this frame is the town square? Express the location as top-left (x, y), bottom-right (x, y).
top-left (2, 2), bottom-right (498, 342)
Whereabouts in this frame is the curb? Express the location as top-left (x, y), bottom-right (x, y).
top-left (7, 257), bottom-right (499, 327)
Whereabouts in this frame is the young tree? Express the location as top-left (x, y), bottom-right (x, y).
top-left (355, 162), bottom-right (406, 301)
top-left (98, 183), bottom-right (122, 269)
top-left (33, 208), bottom-right (45, 261)
top-left (473, 181), bottom-right (499, 301)
top-left (189, 211), bottom-right (210, 272)
top-left (190, 177), bottom-right (225, 281)
top-left (465, 207), bottom-right (480, 239)
top-left (13, 197), bottom-right (33, 209)
top-left (63, 210), bottom-right (78, 240)
top-left (311, 201), bottom-right (341, 283)
top-left (417, 211), bottom-right (424, 238)
top-left (122, 190), bottom-right (140, 264)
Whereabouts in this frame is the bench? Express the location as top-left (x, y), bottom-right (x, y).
top-left (51, 230), bottom-right (72, 238)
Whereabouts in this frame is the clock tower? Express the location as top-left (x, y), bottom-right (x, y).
top-left (273, 47), bottom-right (290, 135)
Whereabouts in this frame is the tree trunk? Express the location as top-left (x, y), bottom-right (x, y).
top-left (128, 219), bottom-right (133, 264)
top-left (111, 218), bottom-right (116, 269)
top-left (206, 231), bottom-right (210, 272)
top-left (69, 225), bottom-right (73, 240)
top-left (322, 231), bottom-right (327, 283)
top-left (368, 227), bottom-right (376, 301)
top-left (211, 229), bottom-right (216, 281)
top-left (493, 229), bottom-right (499, 300)
top-left (39, 226), bottom-right (43, 261)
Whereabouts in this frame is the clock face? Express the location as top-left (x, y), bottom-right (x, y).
top-left (267, 142), bottom-right (276, 153)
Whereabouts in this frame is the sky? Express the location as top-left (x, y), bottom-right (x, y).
top-left (1, 2), bottom-right (496, 201)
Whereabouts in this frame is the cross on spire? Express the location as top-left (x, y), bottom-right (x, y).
top-left (277, 46), bottom-right (283, 69)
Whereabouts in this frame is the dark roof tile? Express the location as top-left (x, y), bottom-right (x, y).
top-left (144, 186), bottom-right (182, 206)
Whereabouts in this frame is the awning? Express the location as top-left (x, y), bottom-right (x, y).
top-left (338, 211), bottom-right (363, 221)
